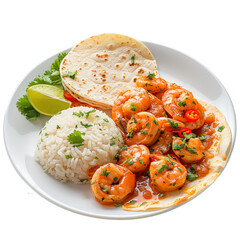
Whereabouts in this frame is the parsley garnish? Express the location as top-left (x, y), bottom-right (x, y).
top-left (178, 100), bottom-right (187, 107)
top-left (16, 95), bottom-right (40, 121)
top-left (80, 121), bottom-right (93, 128)
top-left (140, 202), bottom-right (147, 207)
top-left (130, 55), bottom-right (135, 65)
top-left (218, 125), bottom-right (225, 132)
top-left (73, 111), bottom-right (84, 117)
top-left (65, 155), bottom-right (72, 159)
top-left (186, 146), bottom-right (198, 154)
top-left (153, 120), bottom-right (158, 125)
top-left (56, 125), bottom-right (60, 129)
top-left (67, 130), bottom-right (85, 147)
top-left (168, 119), bottom-right (178, 129)
top-left (140, 130), bottom-right (148, 135)
top-left (157, 164), bottom-right (169, 174)
top-left (103, 118), bottom-right (109, 122)
top-left (130, 103), bottom-right (138, 111)
top-left (130, 200), bottom-right (137, 204)
top-left (186, 164), bottom-right (199, 182)
top-left (62, 71), bottom-right (77, 79)
top-left (128, 128), bottom-right (133, 138)
top-left (85, 109), bottom-right (96, 119)
top-left (146, 72), bottom-right (155, 79)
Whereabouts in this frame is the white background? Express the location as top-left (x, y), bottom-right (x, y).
top-left (1, 0), bottom-right (239, 239)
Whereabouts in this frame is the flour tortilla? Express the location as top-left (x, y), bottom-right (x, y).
top-left (122, 99), bottom-right (232, 211)
top-left (60, 33), bottom-right (159, 109)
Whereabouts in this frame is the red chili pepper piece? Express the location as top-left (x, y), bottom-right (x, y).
top-left (178, 128), bottom-right (192, 138)
top-left (184, 109), bottom-right (200, 122)
top-left (168, 154), bottom-right (180, 163)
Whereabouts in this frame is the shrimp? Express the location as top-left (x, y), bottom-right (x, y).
top-left (125, 112), bottom-right (161, 146)
top-left (150, 117), bottom-right (185, 154)
top-left (172, 137), bottom-right (205, 163)
top-left (150, 131), bottom-right (174, 155)
top-left (118, 145), bottom-right (150, 173)
top-left (91, 163), bottom-right (135, 203)
top-left (112, 88), bottom-right (151, 132)
top-left (147, 93), bottom-right (166, 117)
top-left (149, 155), bottom-right (187, 192)
top-left (136, 76), bottom-right (168, 93)
top-left (162, 88), bottom-right (205, 129)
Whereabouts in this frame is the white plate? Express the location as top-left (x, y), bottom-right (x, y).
top-left (4, 42), bottom-right (236, 219)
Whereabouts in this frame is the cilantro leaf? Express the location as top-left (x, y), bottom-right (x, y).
top-left (16, 52), bottom-right (67, 121)
top-left (146, 72), bottom-right (155, 79)
top-left (16, 95), bottom-right (40, 121)
top-left (168, 119), bottom-right (178, 129)
top-left (67, 130), bottom-right (85, 147)
top-left (62, 71), bottom-right (77, 79)
top-left (51, 52), bottom-right (67, 71)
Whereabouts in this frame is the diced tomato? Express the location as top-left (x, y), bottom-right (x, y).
top-left (64, 90), bottom-right (79, 102)
top-left (178, 128), bottom-right (192, 138)
top-left (184, 109), bottom-right (200, 122)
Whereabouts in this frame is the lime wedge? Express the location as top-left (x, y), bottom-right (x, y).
top-left (27, 84), bottom-right (71, 116)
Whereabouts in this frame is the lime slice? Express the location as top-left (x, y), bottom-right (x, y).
top-left (27, 84), bottom-right (71, 116)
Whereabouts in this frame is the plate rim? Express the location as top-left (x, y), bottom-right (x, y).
top-left (3, 41), bottom-right (237, 220)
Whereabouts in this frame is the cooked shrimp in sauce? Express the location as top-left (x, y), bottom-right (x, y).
top-left (112, 88), bottom-right (151, 132)
top-left (91, 163), bottom-right (135, 203)
top-left (150, 155), bottom-right (187, 192)
top-left (172, 137), bottom-right (205, 163)
top-left (125, 112), bottom-right (161, 146)
top-left (147, 93), bottom-right (166, 117)
top-left (136, 75), bottom-right (168, 93)
top-left (162, 88), bottom-right (205, 130)
top-left (118, 145), bottom-right (150, 173)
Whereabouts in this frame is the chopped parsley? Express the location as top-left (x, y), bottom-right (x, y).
top-left (121, 145), bottom-right (128, 150)
top-left (130, 55), bottom-right (135, 65)
top-left (178, 100), bottom-right (187, 107)
top-left (103, 118), bottom-right (109, 123)
top-left (140, 130), bottom-right (148, 135)
top-left (114, 203), bottom-right (122, 207)
top-left (130, 200), bottom-right (137, 204)
top-left (140, 202), bottom-right (147, 207)
top-left (128, 128), bottom-right (133, 138)
top-left (186, 164), bottom-right (199, 182)
top-left (56, 125), bottom-right (60, 129)
top-left (65, 155), bottom-right (72, 159)
top-left (67, 130), bottom-right (85, 147)
top-left (153, 120), bottom-right (158, 125)
top-left (198, 135), bottom-right (207, 142)
top-left (114, 153), bottom-right (120, 161)
top-left (79, 179), bottom-right (88, 183)
top-left (80, 121), bottom-right (93, 128)
top-left (146, 122), bottom-right (150, 127)
top-left (84, 109), bottom-right (96, 119)
top-left (122, 157), bottom-right (132, 165)
top-left (110, 141), bottom-right (116, 146)
top-left (130, 103), bottom-right (138, 111)
top-left (158, 193), bottom-right (164, 198)
top-left (183, 132), bottom-right (197, 139)
top-left (168, 119), bottom-right (178, 129)
top-left (186, 146), bottom-right (198, 155)
top-left (218, 125), bottom-right (225, 132)
top-left (73, 111), bottom-right (84, 117)
top-left (157, 164), bottom-right (169, 174)
top-left (62, 70), bottom-right (77, 79)
top-left (113, 177), bottom-right (118, 182)
top-left (138, 159), bottom-right (144, 164)
top-left (172, 139), bottom-right (186, 150)
top-left (146, 72), bottom-right (155, 79)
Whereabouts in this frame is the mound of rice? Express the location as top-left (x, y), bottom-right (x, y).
top-left (35, 107), bottom-right (123, 184)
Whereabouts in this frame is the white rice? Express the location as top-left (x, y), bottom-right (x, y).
top-left (35, 107), bottom-right (123, 184)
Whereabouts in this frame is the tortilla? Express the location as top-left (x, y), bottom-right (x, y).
top-left (122, 99), bottom-right (232, 211)
top-left (60, 33), bottom-right (159, 109)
